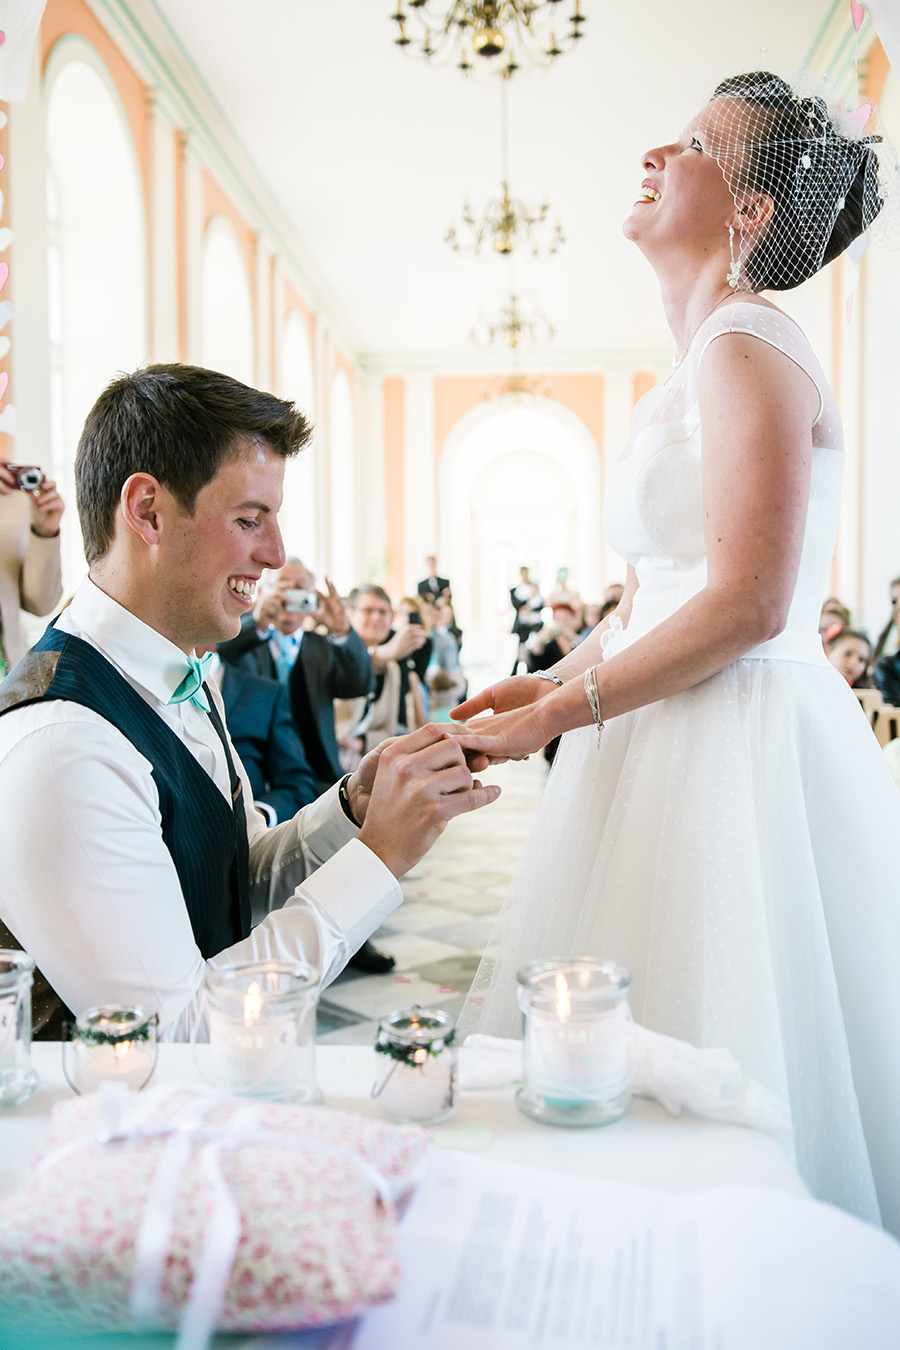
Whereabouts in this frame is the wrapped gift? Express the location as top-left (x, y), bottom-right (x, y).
top-left (0, 1082), bottom-right (430, 1346)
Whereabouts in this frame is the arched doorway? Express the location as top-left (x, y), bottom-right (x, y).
top-left (439, 397), bottom-right (602, 665)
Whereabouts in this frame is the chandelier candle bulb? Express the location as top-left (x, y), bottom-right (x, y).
top-left (373, 1006), bottom-right (458, 1126)
top-left (202, 961), bottom-right (320, 1101)
top-left (516, 960), bottom-right (633, 1127)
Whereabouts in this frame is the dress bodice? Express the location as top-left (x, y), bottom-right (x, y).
top-left (602, 303), bottom-right (843, 663)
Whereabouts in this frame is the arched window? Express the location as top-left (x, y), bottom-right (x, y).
top-left (200, 216), bottom-right (254, 385)
top-left (278, 309), bottom-right (317, 563)
top-left (45, 54), bottom-right (147, 585)
top-left (328, 369), bottom-right (355, 592)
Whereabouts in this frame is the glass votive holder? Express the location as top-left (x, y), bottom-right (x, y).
top-left (372, 1005), bottom-right (457, 1126)
top-left (0, 950), bottom-right (39, 1108)
top-left (516, 958), bottom-right (633, 1128)
top-left (63, 1005), bottom-right (158, 1095)
top-left (202, 960), bottom-right (320, 1101)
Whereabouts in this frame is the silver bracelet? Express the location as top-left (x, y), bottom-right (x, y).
top-left (531, 670), bottom-right (563, 687)
top-left (584, 666), bottom-right (605, 748)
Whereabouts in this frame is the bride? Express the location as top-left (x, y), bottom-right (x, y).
top-left (452, 72), bottom-right (900, 1235)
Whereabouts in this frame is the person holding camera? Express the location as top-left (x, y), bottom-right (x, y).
top-left (0, 458), bottom-right (65, 676)
top-left (219, 559), bottom-right (387, 972)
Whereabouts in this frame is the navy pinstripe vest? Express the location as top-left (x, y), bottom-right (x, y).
top-left (0, 625), bottom-right (251, 1037)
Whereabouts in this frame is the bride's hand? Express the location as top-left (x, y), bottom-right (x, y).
top-left (450, 674), bottom-right (556, 723)
top-left (450, 702), bottom-right (553, 770)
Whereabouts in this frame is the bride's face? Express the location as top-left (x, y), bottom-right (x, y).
top-left (623, 97), bottom-right (748, 255)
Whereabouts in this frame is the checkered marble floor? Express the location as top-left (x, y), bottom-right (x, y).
top-left (316, 753), bottom-right (547, 1045)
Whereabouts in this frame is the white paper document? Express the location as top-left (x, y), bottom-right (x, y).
top-left (351, 1151), bottom-right (900, 1349)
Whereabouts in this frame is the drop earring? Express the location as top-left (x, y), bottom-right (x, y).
top-left (727, 225), bottom-right (741, 289)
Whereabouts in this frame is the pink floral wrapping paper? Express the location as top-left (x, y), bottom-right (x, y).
top-left (0, 1088), bottom-right (431, 1334)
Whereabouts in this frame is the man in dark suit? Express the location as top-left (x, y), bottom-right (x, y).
top-left (417, 555), bottom-right (450, 603)
top-left (219, 560), bottom-right (372, 792)
top-left (216, 658), bottom-right (317, 825)
top-left (219, 561), bottom-right (390, 974)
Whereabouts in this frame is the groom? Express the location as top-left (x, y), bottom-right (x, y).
top-left (0, 364), bottom-right (499, 1039)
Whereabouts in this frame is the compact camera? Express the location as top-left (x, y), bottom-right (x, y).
top-left (5, 465), bottom-right (45, 492)
top-left (284, 589), bottom-right (318, 614)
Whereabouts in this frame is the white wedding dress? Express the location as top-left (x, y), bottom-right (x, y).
top-left (462, 302), bottom-right (900, 1233)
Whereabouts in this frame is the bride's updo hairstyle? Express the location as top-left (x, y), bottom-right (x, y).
top-left (711, 71), bottom-right (885, 291)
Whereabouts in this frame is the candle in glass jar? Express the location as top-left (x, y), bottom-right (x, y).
top-left (202, 962), bottom-right (319, 1101)
top-left (63, 1005), bottom-right (158, 1096)
top-left (374, 1007), bottom-right (457, 1126)
top-left (516, 960), bottom-right (633, 1127)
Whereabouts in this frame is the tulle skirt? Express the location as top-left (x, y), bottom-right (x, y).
top-left (460, 657), bottom-right (900, 1233)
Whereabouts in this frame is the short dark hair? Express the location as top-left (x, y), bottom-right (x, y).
top-left (348, 584), bottom-right (392, 608)
top-left (713, 71), bottom-right (883, 291)
top-left (75, 363), bottom-right (312, 564)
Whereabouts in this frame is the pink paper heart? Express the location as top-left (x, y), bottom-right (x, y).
top-left (0, 372), bottom-right (8, 402)
top-left (0, 263), bottom-right (8, 295)
top-left (850, 0), bottom-right (864, 31)
top-left (0, 32), bottom-right (5, 49)
top-left (849, 101), bottom-right (873, 133)
top-left (0, 155), bottom-right (5, 174)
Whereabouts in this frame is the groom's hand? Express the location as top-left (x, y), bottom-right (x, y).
top-left (353, 725), bottom-right (501, 878)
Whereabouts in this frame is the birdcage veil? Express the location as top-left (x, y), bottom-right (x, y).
top-left (699, 70), bottom-right (899, 292)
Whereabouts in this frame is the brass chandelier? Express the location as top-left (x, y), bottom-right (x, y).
top-left (470, 293), bottom-right (556, 349)
top-left (390, 1), bottom-right (587, 78)
top-left (445, 85), bottom-right (564, 256)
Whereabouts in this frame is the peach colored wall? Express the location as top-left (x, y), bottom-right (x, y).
top-left (433, 372), bottom-right (605, 466)
top-left (383, 377), bottom-right (405, 597)
top-left (202, 168), bottom-right (257, 312)
top-left (633, 371), bottom-right (657, 404)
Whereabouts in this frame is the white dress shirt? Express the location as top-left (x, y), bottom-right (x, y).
top-left (0, 579), bottom-right (401, 1040)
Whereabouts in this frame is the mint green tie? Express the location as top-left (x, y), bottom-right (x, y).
top-left (167, 651), bottom-right (214, 713)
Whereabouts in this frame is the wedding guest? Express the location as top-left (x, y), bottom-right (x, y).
top-left (0, 457), bottom-right (65, 675)
top-left (0, 365), bottom-right (499, 1040)
top-left (604, 582), bottom-right (625, 605)
top-left (199, 644), bottom-right (317, 825)
top-left (417, 554), bottom-right (451, 602)
top-left (873, 577), bottom-right (900, 661)
top-left (819, 596), bottom-right (851, 640)
top-left (510, 566), bottom-right (543, 674)
top-left (825, 629), bottom-right (873, 690)
top-left (342, 586), bottom-right (431, 764)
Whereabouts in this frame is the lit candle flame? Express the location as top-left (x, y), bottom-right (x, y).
top-left (555, 971), bottom-right (571, 1023)
top-left (112, 1039), bottom-right (132, 1064)
top-left (413, 1047), bottom-right (428, 1065)
top-left (243, 979), bottom-right (263, 1027)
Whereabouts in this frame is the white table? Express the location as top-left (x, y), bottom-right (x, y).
top-left (0, 1042), bottom-right (808, 1348)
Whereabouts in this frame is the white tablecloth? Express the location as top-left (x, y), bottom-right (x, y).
top-left (0, 1041), bottom-right (808, 1348)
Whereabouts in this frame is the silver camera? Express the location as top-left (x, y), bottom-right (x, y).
top-left (284, 589), bottom-right (318, 614)
top-left (7, 465), bottom-right (44, 492)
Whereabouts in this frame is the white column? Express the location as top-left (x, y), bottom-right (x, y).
top-left (254, 231), bottom-right (273, 391)
top-left (358, 371), bottom-right (386, 584)
top-left (181, 132), bottom-right (204, 364)
top-left (403, 373), bottom-right (435, 595)
top-left (315, 320), bottom-right (333, 575)
top-left (147, 89), bottom-right (178, 362)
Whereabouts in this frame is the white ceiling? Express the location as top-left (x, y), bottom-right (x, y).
top-left (152, 0), bottom-right (838, 368)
